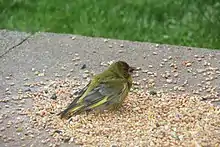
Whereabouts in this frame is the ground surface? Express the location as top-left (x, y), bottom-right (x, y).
top-left (0, 30), bottom-right (220, 147)
top-left (1, 0), bottom-right (220, 49)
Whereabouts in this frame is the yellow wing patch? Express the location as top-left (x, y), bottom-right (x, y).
top-left (70, 105), bottom-right (84, 113)
top-left (89, 96), bottom-right (108, 109)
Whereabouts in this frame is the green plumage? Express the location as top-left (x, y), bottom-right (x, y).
top-left (59, 61), bottom-right (134, 119)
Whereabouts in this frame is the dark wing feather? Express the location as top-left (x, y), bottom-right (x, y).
top-left (79, 81), bottom-right (126, 112)
top-left (58, 81), bottom-right (90, 118)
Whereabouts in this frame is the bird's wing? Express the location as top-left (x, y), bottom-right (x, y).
top-left (82, 80), bottom-right (128, 110)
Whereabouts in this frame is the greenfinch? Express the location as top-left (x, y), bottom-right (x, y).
top-left (59, 61), bottom-right (135, 119)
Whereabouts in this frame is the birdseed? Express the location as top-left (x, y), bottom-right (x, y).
top-left (28, 79), bottom-right (220, 147)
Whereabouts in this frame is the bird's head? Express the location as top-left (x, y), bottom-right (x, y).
top-left (109, 61), bottom-right (135, 79)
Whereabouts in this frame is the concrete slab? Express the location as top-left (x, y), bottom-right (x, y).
top-left (0, 30), bottom-right (220, 147)
top-left (0, 29), bottom-right (31, 57)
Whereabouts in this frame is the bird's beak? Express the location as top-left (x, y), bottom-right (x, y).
top-left (128, 66), bottom-right (136, 73)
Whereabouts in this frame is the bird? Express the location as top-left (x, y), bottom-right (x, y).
top-left (59, 61), bottom-right (135, 119)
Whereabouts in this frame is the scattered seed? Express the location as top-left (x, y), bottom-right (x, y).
top-left (182, 80), bottom-right (188, 86)
top-left (160, 64), bottom-right (164, 67)
top-left (16, 127), bottom-right (23, 132)
top-left (81, 64), bottom-right (87, 69)
top-left (197, 69), bottom-right (206, 73)
top-left (66, 73), bottom-right (71, 77)
top-left (194, 55), bottom-right (199, 58)
top-left (142, 70), bottom-right (148, 73)
top-left (186, 62), bottom-right (192, 67)
top-left (153, 52), bottom-right (157, 55)
top-left (173, 80), bottom-right (177, 84)
top-left (187, 69), bottom-right (192, 73)
top-left (50, 93), bottom-right (57, 100)
top-left (197, 58), bottom-right (202, 61)
top-left (9, 82), bottom-right (15, 86)
top-left (192, 72), bottom-right (197, 76)
top-left (149, 90), bottom-right (157, 95)
top-left (148, 65), bottom-right (153, 68)
top-left (135, 67), bottom-right (141, 71)
top-left (41, 139), bottom-right (47, 144)
top-left (55, 73), bottom-right (62, 77)
top-left (163, 59), bottom-right (168, 62)
top-left (0, 127), bottom-right (5, 131)
top-left (148, 79), bottom-right (155, 84)
top-left (103, 39), bottom-right (108, 43)
top-left (71, 36), bottom-right (76, 40)
top-left (166, 79), bottom-right (173, 84)
top-left (118, 50), bottom-right (124, 53)
top-left (69, 69), bottom-right (74, 72)
top-left (203, 61), bottom-right (211, 66)
top-left (174, 73), bottom-right (179, 77)
top-left (5, 105), bottom-right (10, 108)
top-left (5, 76), bottom-right (10, 80)
top-left (84, 70), bottom-right (90, 74)
top-left (82, 74), bottom-right (89, 79)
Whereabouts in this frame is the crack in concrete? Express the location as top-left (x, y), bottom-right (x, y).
top-left (0, 33), bottom-right (33, 58)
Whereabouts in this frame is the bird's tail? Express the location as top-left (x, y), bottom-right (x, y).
top-left (58, 103), bottom-right (85, 119)
top-left (58, 109), bottom-right (70, 119)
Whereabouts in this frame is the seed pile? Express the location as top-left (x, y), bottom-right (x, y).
top-left (28, 79), bottom-right (220, 147)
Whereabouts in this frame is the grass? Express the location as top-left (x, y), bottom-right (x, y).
top-left (0, 0), bottom-right (220, 49)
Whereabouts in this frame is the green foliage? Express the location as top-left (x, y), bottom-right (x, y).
top-left (1, 0), bottom-right (220, 49)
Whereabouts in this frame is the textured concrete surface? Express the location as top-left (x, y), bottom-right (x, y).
top-left (0, 30), bottom-right (31, 57)
top-left (0, 30), bottom-right (220, 147)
